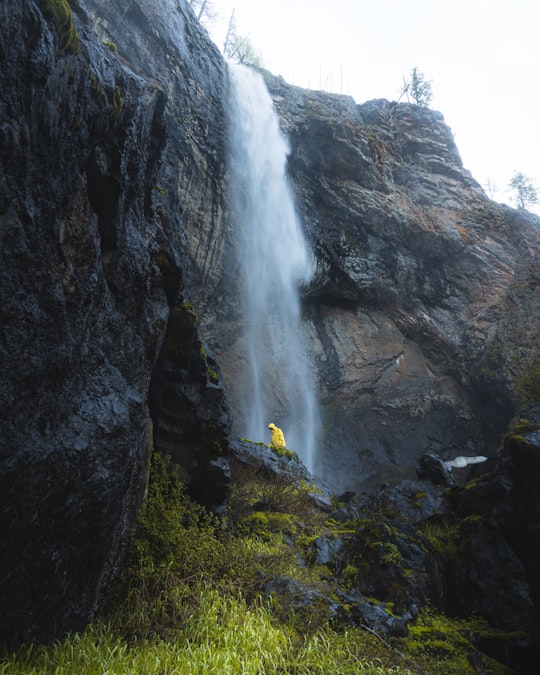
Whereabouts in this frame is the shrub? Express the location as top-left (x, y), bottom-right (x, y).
top-left (127, 453), bottom-right (226, 581)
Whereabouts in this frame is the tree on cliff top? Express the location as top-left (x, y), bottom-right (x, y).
top-left (399, 67), bottom-right (433, 107)
top-left (509, 171), bottom-right (538, 210)
top-left (222, 9), bottom-right (263, 67)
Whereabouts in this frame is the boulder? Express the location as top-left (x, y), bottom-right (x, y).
top-left (416, 452), bottom-right (457, 487)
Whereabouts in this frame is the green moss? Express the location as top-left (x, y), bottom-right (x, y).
top-left (518, 359), bottom-right (540, 406)
top-left (239, 437), bottom-right (268, 448)
top-left (420, 515), bottom-right (483, 568)
top-left (300, 479), bottom-right (323, 496)
top-left (499, 416), bottom-right (539, 455)
top-left (101, 39), bottom-right (118, 53)
top-left (342, 564), bottom-right (359, 581)
top-left (420, 518), bottom-right (463, 559)
top-left (153, 251), bottom-right (170, 270)
top-left (270, 443), bottom-right (298, 459)
top-left (199, 345), bottom-right (219, 384)
top-left (36, 0), bottom-right (80, 54)
top-left (180, 301), bottom-right (199, 322)
top-left (379, 542), bottom-right (403, 566)
top-left (393, 608), bottom-right (516, 674)
top-left (242, 511), bottom-right (298, 537)
top-left (512, 419), bottom-right (533, 434)
top-left (296, 532), bottom-right (320, 551)
top-left (463, 475), bottom-right (484, 490)
top-left (364, 125), bottom-right (376, 142)
top-left (411, 490), bottom-right (427, 509)
top-left (207, 367), bottom-right (219, 383)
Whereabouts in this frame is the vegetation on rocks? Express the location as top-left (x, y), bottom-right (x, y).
top-left (518, 359), bottom-right (540, 407)
top-left (1, 450), bottom-right (524, 674)
top-left (36, 0), bottom-right (80, 54)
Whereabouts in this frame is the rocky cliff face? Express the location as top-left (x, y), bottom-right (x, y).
top-left (193, 70), bottom-right (540, 492)
top-left (0, 0), bottom-right (229, 644)
top-left (282, 84), bottom-right (540, 490)
top-left (1, 0), bottom-right (539, 649)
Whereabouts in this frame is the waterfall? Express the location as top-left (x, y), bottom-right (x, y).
top-left (226, 64), bottom-right (318, 472)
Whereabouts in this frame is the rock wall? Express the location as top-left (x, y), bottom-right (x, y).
top-left (194, 72), bottom-right (540, 493)
top-left (276, 80), bottom-right (540, 490)
top-left (0, 0), bottom-right (229, 644)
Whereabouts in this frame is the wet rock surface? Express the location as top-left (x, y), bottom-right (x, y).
top-left (256, 415), bottom-right (540, 669)
top-left (416, 452), bottom-right (457, 487)
top-left (0, 0), bottom-right (229, 644)
top-left (335, 412), bottom-right (540, 667)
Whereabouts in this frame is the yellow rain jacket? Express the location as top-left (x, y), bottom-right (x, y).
top-left (268, 423), bottom-right (286, 448)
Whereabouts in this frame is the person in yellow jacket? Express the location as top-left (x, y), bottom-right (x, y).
top-left (268, 422), bottom-right (286, 449)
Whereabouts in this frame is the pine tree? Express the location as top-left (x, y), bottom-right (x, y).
top-left (509, 171), bottom-right (538, 210)
top-left (399, 67), bottom-right (433, 107)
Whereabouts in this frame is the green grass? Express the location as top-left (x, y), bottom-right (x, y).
top-left (0, 589), bottom-right (414, 674)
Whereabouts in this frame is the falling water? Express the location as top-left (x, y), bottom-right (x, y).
top-left (226, 64), bottom-right (318, 472)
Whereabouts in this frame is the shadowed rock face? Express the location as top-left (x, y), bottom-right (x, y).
top-left (0, 0), bottom-right (229, 644)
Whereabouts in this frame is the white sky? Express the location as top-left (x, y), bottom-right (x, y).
top-left (205, 0), bottom-right (540, 214)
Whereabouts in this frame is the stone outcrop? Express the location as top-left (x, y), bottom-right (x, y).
top-left (0, 0), bottom-right (229, 644)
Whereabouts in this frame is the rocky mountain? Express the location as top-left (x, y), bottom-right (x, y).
top-left (193, 68), bottom-right (540, 492)
top-left (1, 0), bottom-right (539, 650)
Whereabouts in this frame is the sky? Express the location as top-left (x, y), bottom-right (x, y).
top-left (204, 0), bottom-right (540, 214)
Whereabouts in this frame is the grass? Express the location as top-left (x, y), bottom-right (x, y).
top-left (0, 601), bottom-right (415, 674)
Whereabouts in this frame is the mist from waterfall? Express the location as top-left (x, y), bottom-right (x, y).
top-left (226, 64), bottom-right (319, 472)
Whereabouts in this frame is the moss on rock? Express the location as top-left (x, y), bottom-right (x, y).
top-left (36, 0), bottom-right (80, 54)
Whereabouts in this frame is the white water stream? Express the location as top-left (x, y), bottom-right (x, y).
top-left (227, 64), bottom-right (318, 471)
